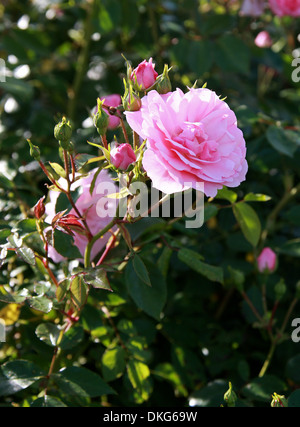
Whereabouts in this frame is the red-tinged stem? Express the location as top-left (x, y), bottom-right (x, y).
top-left (96, 231), bottom-right (117, 266)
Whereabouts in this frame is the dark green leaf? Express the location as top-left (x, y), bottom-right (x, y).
top-left (53, 366), bottom-right (115, 397)
top-left (125, 259), bottom-right (167, 320)
top-left (0, 360), bottom-right (45, 396)
top-left (266, 126), bottom-right (300, 157)
top-left (132, 254), bottom-right (151, 287)
top-left (53, 229), bottom-right (82, 259)
top-left (31, 396), bottom-right (67, 407)
top-left (178, 248), bottom-right (224, 284)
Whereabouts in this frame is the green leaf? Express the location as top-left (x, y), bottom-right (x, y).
top-left (157, 246), bottom-right (172, 278)
top-left (125, 259), bottom-right (167, 320)
top-left (7, 234), bottom-right (36, 266)
top-left (153, 363), bottom-right (188, 397)
top-left (0, 360), bottom-right (45, 396)
top-left (126, 359), bottom-right (151, 402)
top-left (132, 254), bottom-right (151, 287)
top-left (56, 278), bottom-right (70, 302)
top-left (70, 276), bottom-right (89, 310)
top-left (215, 187), bottom-right (237, 203)
top-left (0, 76), bottom-right (34, 101)
top-left (286, 354), bottom-right (300, 383)
top-left (277, 239), bottom-right (300, 257)
top-left (60, 324), bottom-right (84, 350)
top-left (35, 323), bottom-right (61, 347)
top-left (0, 228), bottom-right (12, 244)
top-left (242, 375), bottom-right (286, 402)
top-left (28, 295), bottom-right (53, 313)
top-left (53, 366), bottom-right (115, 398)
top-left (48, 162), bottom-right (67, 179)
top-left (288, 390), bottom-right (300, 407)
top-left (53, 229), bottom-right (82, 259)
top-left (80, 268), bottom-right (111, 291)
top-left (15, 219), bottom-right (37, 238)
top-left (233, 202), bottom-right (261, 247)
top-left (102, 346), bottom-right (126, 382)
top-left (31, 396), bottom-right (67, 407)
top-left (215, 35), bottom-right (250, 74)
top-left (266, 126), bottom-right (300, 157)
top-left (0, 289), bottom-right (28, 304)
top-left (178, 248), bottom-right (224, 284)
top-left (189, 380), bottom-right (228, 407)
top-left (244, 193), bottom-right (271, 202)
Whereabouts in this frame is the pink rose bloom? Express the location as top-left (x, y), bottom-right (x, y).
top-left (269, 0), bottom-right (300, 16)
top-left (125, 88), bottom-right (248, 197)
top-left (257, 247), bottom-right (277, 273)
top-left (240, 0), bottom-right (266, 16)
top-left (45, 169), bottom-right (117, 263)
top-left (255, 31), bottom-right (273, 48)
top-left (110, 143), bottom-right (136, 170)
top-left (131, 58), bottom-right (158, 90)
top-left (100, 94), bottom-right (122, 130)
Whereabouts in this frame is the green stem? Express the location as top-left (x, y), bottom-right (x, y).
top-left (258, 340), bottom-right (276, 378)
top-left (84, 217), bottom-right (117, 268)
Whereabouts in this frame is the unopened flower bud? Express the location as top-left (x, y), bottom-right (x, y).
top-left (27, 139), bottom-right (41, 161)
top-left (34, 196), bottom-right (46, 220)
top-left (257, 247), bottom-right (277, 274)
top-left (122, 80), bottom-right (141, 112)
top-left (130, 58), bottom-right (158, 91)
top-left (93, 98), bottom-right (109, 136)
top-left (54, 117), bottom-right (72, 150)
top-left (156, 64), bottom-right (172, 94)
top-left (110, 143), bottom-right (136, 171)
top-left (271, 393), bottom-right (288, 407)
top-left (224, 382), bottom-right (237, 407)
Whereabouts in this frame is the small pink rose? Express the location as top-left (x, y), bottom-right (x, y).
top-left (269, 0), bottom-right (300, 16)
top-left (240, 0), bottom-right (266, 16)
top-left (100, 94), bottom-right (122, 130)
top-left (257, 247), bottom-right (277, 273)
top-left (131, 58), bottom-right (158, 90)
top-left (255, 31), bottom-right (273, 48)
top-left (110, 143), bottom-right (136, 170)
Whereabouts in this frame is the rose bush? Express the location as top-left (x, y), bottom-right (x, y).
top-left (1, 0), bottom-right (300, 410)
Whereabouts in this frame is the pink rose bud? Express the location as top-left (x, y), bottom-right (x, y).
top-left (110, 143), bottom-right (136, 170)
top-left (269, 0), bottom-right (300, 17)
top-left (240, 0), bottom-right (266, 16)
top-left (131, 58), bottom-right (158, 90)
top-left (255, 31), bottom-right (272, 48)
top-left (34, 196), bottom-right (45, 220)
top-left (100, 94), bottom-right (122, 130)
top-left (257, 247), bottom-right (277, 273)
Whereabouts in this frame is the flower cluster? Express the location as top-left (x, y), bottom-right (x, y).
top-left (31, 57), bottom-right (248, 265)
